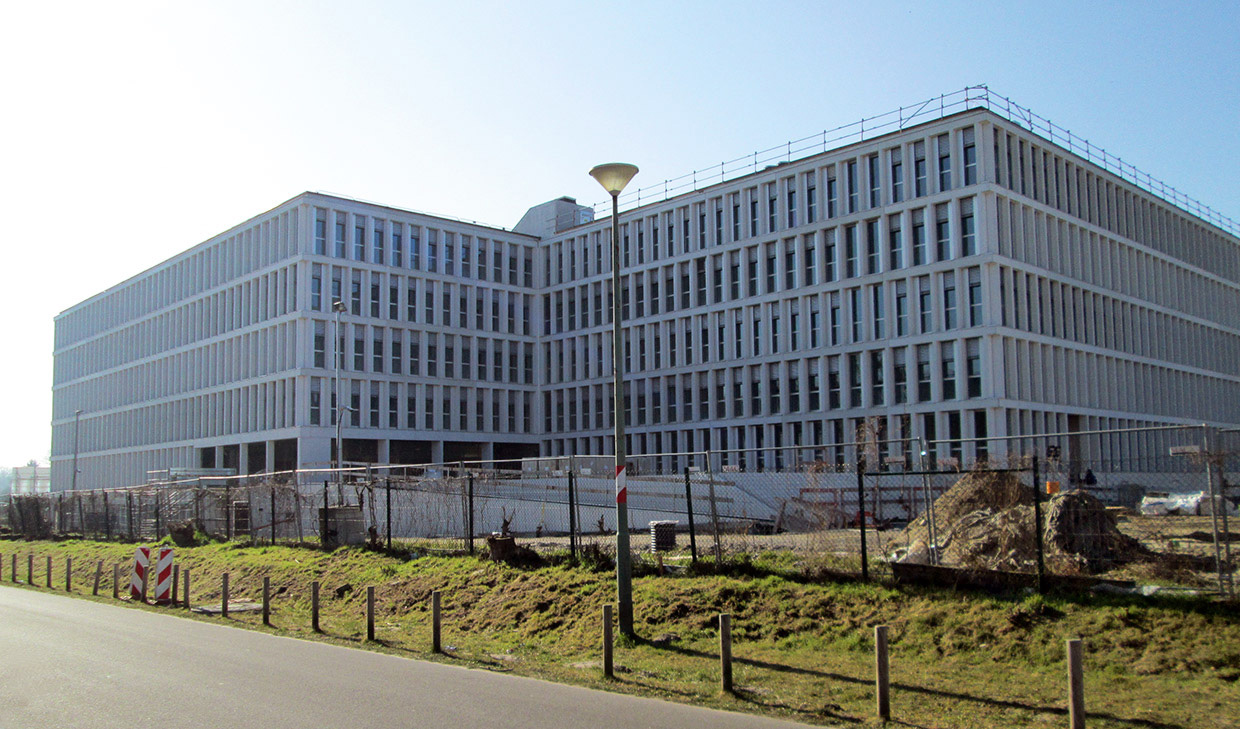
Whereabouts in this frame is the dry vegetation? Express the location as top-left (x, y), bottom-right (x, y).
top-left (2, 538), bottom-right (1238, 728)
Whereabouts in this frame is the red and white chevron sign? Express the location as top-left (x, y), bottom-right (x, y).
top-left (615, 464), bottom-right (627, 504)
top-left (130, 547), bottom-right (150, 600)
top-left (153, 547), bottom-right (175, 604)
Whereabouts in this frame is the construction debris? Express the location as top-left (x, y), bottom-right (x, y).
top-left (898, 470), bottom-right (1150, 574)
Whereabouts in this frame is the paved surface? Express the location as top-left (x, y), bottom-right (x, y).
top-left (0, 585), bottom-right (813, 728)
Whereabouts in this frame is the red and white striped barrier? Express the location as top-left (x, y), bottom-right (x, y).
top-left (130, 547), bottom-right (150, 600)
top-left (153, 547), bottom-right (175, 604)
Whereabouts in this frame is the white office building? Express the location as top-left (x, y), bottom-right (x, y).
top-left (50, 96), bottom-right (1240, 489)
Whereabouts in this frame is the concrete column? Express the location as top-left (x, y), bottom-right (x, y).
top-left (238, 443), bottom-right (249, 476)
top-left (265, 440), bottom-right (277, 473)
top-left (377, 439), bottom-right (390, 465)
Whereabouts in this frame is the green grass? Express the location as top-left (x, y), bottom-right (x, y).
top-left (3, 538), bottom-right (1237, 728)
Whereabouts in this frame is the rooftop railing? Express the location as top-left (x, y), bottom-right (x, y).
top-left (592, 85), bottom-right (1239, 238)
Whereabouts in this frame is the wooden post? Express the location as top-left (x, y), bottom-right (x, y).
top-left (65, 557), bottom-right (72, 592)
top-left (221, 573), bottom-right (229, 618)
top-left (93, 561), bottom-right (103, 596)
top-left (112, 564), bottom-right (119, 599)
top-left (171, 566), bottom-right (180, 606)
top-left (719, 613), bottom-right (733, 693)
top-left (875, 625), bottom-right (891, 720)
top-left (311, 581), bottom-right (321, 632)
top-left (602, 604), bottom-right (614, 678)
top-left (1067, 639), bottom-right (1084, 729)
top-left (431, 590), bottom-right (442, 653)
top-left (140, 564), bottom-right (148, 604)
top-left (262, 576), bottom-right (271, 626)
top-left (10, 553), bottom-right (16, 582)
top-left (183, 568), bottom-right (190, 610)
top-left (366, 586), bottom-right (376, 641)
top-left (27, 554), bottom-right (33, 585)
top-left (46, 556), bottom-right (53, 588)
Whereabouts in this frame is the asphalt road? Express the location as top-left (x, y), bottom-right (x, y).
top-left (0, 586), bottom-right (814, 729)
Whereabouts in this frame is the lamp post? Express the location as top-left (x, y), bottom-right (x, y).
top-left (332, 300), bottom-right (347, 473)
top-left (589, 162), bottom-right (639, 637)
top-left (71, 409), bottom-right (82, 491)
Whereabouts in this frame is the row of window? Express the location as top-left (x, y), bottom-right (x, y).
top-left (990, 125), bottom-right (1238, 282)
top-left (313, 208), bottom-right (536, 286)
top-left (57, 210), bottom-right (300, 347)
top-left (310, 322), bottom-right (535, 385)
top-left (544, 268), bottom-right (985, 384)
top-left (55, 266), bottom-right (297, 385)
top-left (546, 201), bottom-right (977, 335)
top-left (310, 265), bottom-right (535, 336)
top-left (550, 126), bottom-right (979, 280)
top-left (541, 339), bottom-right (983, 435)
top-left (541, 409), bottom-right (989, 469)
top-left (308, 378), bottom-right (533, 434)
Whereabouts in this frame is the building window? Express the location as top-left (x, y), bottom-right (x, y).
top-left (917, 345), bottom-right (931, 401)
top-left (966, 338), bottom-right (982, 397)
top-left (373, 329), bottom-right (384, 373)
top-left (373, 222), bottom-right (385, 264)
top-left (826, 170), bottom-right (838, 218)
top-left (890, 149), bottom-right (903, 203)
top-left (313, 321), bottom-right (326, 368)
top-left (963, 127), bottom-right (977, 185)
top-left (893, 349), bottom-right (907, 404)
top-left (806, 173), bottom-right (817, 223)
top-left (937, 133), bottom-right (952, 191)
top-left (314, 209), bottom-right (327, 255)
top-left (918, 277), bottom-right (932, 333)
top-left (828, 356), bottom-right (841, 409)
top-left (845, 225), bottom-right (859, 278)
top-left (960, 197), bottom-right (976, 256)
top-left (912, 209), bottom-right (927, 266)
top-left (866, 220), bottom-right (880, 275)
top-left (913, 141), bottom-right (927, 197)
top-left (943, 274), bottom-right (957, 329)
top-left (846, 160), bottom-right (858, 213)
top-left (848, 353), bottom-right (862, 407)
top-left (935, 204), bottom-right (951, 261)
top-left (868, 154), bottom-right (880, 208)
top-left (392, 225), bottom-right (403, 267)
top-left (787, 183), bottom-right (798, 228)
top-left (968, 268), bottom-right (983, 327)
top-left (870, 350), bottom-right (884, 405)
top-left (334, 213), bottom-right (346, 257)
top-left (353, 330), bottom-right (365, 370)
top-left (895, 281), bottom-right (908, 337)
top-left (354, 219), bottom-right (366, 261)
top-left (888, 216), bottom-right (903, 270)
top-left (310, 378), bottom-right (321, 425)
top-left (942, 344), bottom-right (957, 399)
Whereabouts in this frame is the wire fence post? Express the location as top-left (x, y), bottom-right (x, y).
top-left (1032, 455), bottom-right (1045, 594)
top-left (467, 473), bottom-right (476, 556)
top-left (385, 477), bottom-right (392, 552)
top-left (683, 466), bottom-right (698, 564)
top-left (567, 465), bottom-right (577, 560)
top-left (705, 450), bottom-right (722, 565)
top-left (104, 492), bottom-right (111, 541)
top-left (270, 483), bottom-right (277, 545)
top-left (1203, 427), bottom-right (1230, 597)
top-left (856, 459), bottom-right (869, 581)
top-left (321, 480), bottom-right (329, 550)
top-left (225, 483), bottom-right (233, 541)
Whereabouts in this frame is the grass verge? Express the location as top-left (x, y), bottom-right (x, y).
top-left (2, 538), bottom-right (1237, 728)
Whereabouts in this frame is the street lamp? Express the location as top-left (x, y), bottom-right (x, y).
top-left (332, 300), bottom-right (348, 473)
top-left (71, 409), bottom-right (83, 491)
top-left (589, 162), bottom-right (639, 637)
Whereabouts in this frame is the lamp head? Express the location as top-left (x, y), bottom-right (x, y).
top-left (589, 163), bottom-right (639, 196)
top-left (332, 300), bottom-right (347, 313)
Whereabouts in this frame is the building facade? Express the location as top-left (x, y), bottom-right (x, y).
top-left (50, 106), bottom-right (1240, 489)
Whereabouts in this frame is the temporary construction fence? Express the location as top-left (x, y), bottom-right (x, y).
top-left (4, 424), bottom-right (1236, 597)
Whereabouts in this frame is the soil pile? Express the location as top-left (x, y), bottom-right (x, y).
top-left (899, 470), bottom-right (1150, 574)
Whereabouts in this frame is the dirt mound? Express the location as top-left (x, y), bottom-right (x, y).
top-left (899, 470), bottom-right (1150, 574)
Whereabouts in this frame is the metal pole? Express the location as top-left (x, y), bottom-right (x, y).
top-left (1032, 454), bottom-right (1045, 594)
top-left (1203, 428), bottom-right (1229, 597)
top-left (431, 590), bottom-right (442, 653)
top-left (225, 483), bottom-right (232, 541)
top-left (856, 459), bottom-right (869, 581)
top-left (706, 450), bottom-right (723, 564)
top-left (385, 477), bottom-right (392, 551)
top-left (221, 573), bottom-right (229, 618)
top-left (684, 466), bottom-right (698, 563)
top-left (567, 466), bottom-right (577, 559)
top-left (263, 576), bottom-right (271, 626)
top-left (311, 580), bottom-right (320, 632)
top-left (271, 483), bottom-right (277, 545)
top-left (609, 192), bottom-right (634, 637)
top-left (334, 301), bottom-right (344, 473)
top-left (71, 409), bottom-right (82, 492)
top-left (467, 473), bottom-right (475, 556)
top-left (919, 437), bottom-right (938, 565)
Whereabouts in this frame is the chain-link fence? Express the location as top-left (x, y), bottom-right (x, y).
top-left (3, 424), bottom-right (1236, 597)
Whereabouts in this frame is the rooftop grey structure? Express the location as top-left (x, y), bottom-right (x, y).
top-left (50, 104), bottom-right (1240, 489)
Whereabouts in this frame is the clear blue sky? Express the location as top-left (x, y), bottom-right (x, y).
top-left (1, 0), bottom-right (1237, 467)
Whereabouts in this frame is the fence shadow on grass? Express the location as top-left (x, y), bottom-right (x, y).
top-left (637, 637), bottom-right (1192, 729)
